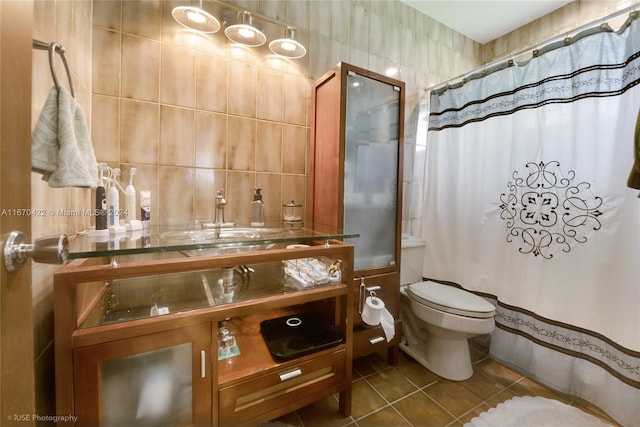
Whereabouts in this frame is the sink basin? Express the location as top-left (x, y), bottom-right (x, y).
top-left (159, 227), bottom-right (285, 242)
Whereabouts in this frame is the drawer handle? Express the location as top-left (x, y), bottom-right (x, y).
top-left (369, 336), bottom-right (385, 345)
top-left (279, 368), bottom-right (302, 382)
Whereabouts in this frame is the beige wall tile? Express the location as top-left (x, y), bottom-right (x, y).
top-left (122, 0), bottom-right (162, 40)
top-left (257, 67), bottom-right (283, 121)
top-left (196, 111), bottom-right (227, 169)
top-left (93, 0), bottom-right (122, 30)
top-left (226, 170), bottom-right (255, 224)
top-left (92, 95), bottom-right (120, 163)
top-left (196, 52), bottom-right (228, 113)
top-left (228, 60), bottom-right (257, 117)
top-left (195, 168), bottom-right (216, 224)
top-left (120, 99), bottom-right (159, 164)
top-left (351, 3), bottom-right (370, 51)
top-left (256, 121), bottom-right (282, 172)
top-left (158, 166), bottom-right (194, 225)
top-left (92, 27), bottom-right (121, 96)
top-left (282, 124), bottom-right (306, 174)
top-left (160, 105), bottom-right (195, 166)
top-left (283, 73), bottom-right (307, 125)
top-left (227, 116), bottom-right (256, 171)
top-left (161, 43), bottom-right (196, 108)
top-left (122, 34), bottom-right (160, 102)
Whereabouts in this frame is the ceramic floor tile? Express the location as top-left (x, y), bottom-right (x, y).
top-left (473, 358), bottom-right (524, 387)
top-left (349, 378), bottom-right (387, 420)
top-left (283, 349), bottom-right (621, 427)
top-left (457, 402), bottom-right (492, 424)
top-left (459, 370), bottom-right (507, 400)
top-left (422, 380), bottom-right (484, 418)
top-left (295, 395), bottom-right (352, 427)
top-left (392, 391), bottom-right (455, 426)
top-left (355, 405), bottom-right (411, 427)
top-left (365, 367), bottom-right (419, 402)
top-left (352, 353), bottom-right (390, 378)
top-left (508, 377), bottom-right (571, 403)
top-left (393, 357), bottom-right (440, 388)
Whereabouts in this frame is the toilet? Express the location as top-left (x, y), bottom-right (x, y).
top-left (399, 235), bottom-right (496, 381)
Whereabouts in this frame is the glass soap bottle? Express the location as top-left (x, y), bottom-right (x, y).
top-left (251, 188), bottom-right (264, 227)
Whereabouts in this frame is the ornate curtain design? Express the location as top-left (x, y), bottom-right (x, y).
top-left (424, 14), bottom-right (640, 427)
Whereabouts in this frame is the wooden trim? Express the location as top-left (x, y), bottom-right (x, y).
top-left (1, 0), bottom-right (35, 423)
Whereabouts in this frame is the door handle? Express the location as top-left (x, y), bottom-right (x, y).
top-left (2, 231), bottom-right (68, 272)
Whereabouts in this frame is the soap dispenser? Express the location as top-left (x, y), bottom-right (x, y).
top-left (251, 188), bottom-right (264, 227)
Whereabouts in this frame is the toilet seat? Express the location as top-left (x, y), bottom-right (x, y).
top-left (407, 281), bottom-right (495, 319)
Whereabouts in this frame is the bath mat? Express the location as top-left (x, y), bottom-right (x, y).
top-left (464, 396), bottom-right (612, 427)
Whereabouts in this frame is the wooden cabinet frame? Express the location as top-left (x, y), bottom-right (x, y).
top-left (309, 62), bottom-right (405, 363)
top-left (54, 241), bottom-right (354, 426)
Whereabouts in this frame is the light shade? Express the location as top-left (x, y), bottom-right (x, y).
top-left (224, 12), bottom-right (266, 47)
top-left (269, 27), bottom-right (306, 59)
top-left (172, 5), bottom-right (221, 33)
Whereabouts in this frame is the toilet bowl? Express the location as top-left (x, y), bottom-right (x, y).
top-left (399, 235), bottom-right (495, 381)
top-left (400, 281), bottom-right (495, 380)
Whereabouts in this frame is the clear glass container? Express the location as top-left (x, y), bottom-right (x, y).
top-left (282, 201), bottom-right (303, 229)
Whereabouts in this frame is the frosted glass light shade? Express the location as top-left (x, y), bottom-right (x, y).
top-left (172, 6), bottom-right (221, 33)
top-left (224, 12), bottom-right (266, 47)
top-left (269, 28), bottom-right (306, 59)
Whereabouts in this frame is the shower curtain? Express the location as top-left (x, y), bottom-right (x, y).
top-left (424, 14), bottom-right (640, 427)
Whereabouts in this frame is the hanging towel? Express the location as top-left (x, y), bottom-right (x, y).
top-left (627, 106), bottom-right (640, 191)
top-left (31, 86), bottom-right (99, 188)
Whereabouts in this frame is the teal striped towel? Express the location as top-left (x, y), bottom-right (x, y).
top-left (31, 86), bottom-right (99, 188)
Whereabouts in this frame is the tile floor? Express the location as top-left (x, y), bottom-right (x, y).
top-left (273, 337), bottom-right (620, 427)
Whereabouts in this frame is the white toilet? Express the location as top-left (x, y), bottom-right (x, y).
top-left (399, 235), bottom-right (496, 381)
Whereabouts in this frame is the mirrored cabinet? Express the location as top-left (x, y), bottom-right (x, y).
top-left (309, 63), bottom-right (405, 362)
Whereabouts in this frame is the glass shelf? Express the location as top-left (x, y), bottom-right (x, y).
top-left (80, 258), bottom-right (345, 329)
top-left (68, 223), bottom-right (359, 259)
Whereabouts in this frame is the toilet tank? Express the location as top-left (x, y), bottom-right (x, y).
top-left (400, 234), bottom-right (426, 285)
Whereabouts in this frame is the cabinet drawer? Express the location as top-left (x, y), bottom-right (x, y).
top-left (219, 349), bottom-right (346, 426)
top-left (353, 320), bottom-right (402, 359)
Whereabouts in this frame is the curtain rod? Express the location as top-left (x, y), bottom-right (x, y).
top-left (427, 3), bottom-right (640, 94)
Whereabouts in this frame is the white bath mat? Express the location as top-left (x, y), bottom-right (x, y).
top-left (464, 396), bottom-right (612, 427)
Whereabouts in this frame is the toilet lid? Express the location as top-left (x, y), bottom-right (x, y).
top-left (407, 281), bottom-right (495, 318)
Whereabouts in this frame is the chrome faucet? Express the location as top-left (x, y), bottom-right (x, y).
top-left (215, 190), bottom-right (226, 226)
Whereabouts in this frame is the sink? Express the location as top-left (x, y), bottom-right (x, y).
top-left (159, 227), bottom-right (285, 242)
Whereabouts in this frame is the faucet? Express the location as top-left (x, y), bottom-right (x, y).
top-left (215, 190), bottom-right (226, 226)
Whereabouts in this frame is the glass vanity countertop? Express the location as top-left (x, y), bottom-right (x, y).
top-left (68, 223), bottom-right (358, 259)
top-left (80, 258), bottom-right (343, 328)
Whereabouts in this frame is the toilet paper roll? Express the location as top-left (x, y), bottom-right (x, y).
top-left (361, 296), bottom-right (396, 342)
top-left (361, 296), bottom-right (384, 325)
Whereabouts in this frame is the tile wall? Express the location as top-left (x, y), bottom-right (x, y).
top-left (89, 0), bottom-right (481, 230)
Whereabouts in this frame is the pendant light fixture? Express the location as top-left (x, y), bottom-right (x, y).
top-left (172, 0), bottom-right (221, 33)
top-left (224, 11), bottom-right (266, 47)
top-left (269, 27), bottom-right (307, 59)
top-left (171, 0), bottom-right (306, 59)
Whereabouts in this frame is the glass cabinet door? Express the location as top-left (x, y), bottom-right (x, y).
top-left (73, 323), bottom-right (211, 427)
top-left (344, 71), bottom-right (401, 270)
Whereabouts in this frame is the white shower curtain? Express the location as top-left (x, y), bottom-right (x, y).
top-left (424, 14), bottom-right (640, 427)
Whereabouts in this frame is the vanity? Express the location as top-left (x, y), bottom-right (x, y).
top-left (53, 225), bottom-right (356, 426)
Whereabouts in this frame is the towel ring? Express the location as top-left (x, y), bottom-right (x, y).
top-left (48, 42), bottom-right (75, 99)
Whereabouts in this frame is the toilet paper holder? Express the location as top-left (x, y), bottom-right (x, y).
top-left (358, 278), bottom-right (381, 314)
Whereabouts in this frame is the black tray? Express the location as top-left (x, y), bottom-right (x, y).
top-left (260, 312), bottom-right (344, 360)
